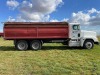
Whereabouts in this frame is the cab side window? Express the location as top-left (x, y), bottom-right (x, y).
top-left (73, 25), bottom-right (79, 30)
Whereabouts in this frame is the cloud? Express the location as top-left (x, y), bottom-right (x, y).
top-left (50, 18), bottom-right (68, 22)
top-left (7, 0), bottom-right (19, 10)
top-left (19, 0), bottom-right (63, 22)
top-left (88, 8), bottom-right (100, 14)
top-left (8, 16), bottom-right (16, 22)
top-left (89, 13), bottom-right (100, 25)
top-left (69, 8), bottom-right (100, 26)
top-left (7, 1), bottom-right (100, 26)
top-left (88, 8), bottom-right (97, 14)
top-left (50, 19), bottom-right (59, 22)
top-left (69, 11), bottom-right (90, 25)
top-left (68, 8), bottom-right (100, 35)
top-left (7, 0), bottom-right (63, 22)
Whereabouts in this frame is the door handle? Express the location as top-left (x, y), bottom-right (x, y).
top-left (78, 33), bottom-right (80, 37)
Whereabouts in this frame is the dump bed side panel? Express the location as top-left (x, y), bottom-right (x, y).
top-left (37, 27), bottom-right (68, 38)
top-left (4, 22), bottom-right (69, 40)
top-left (4, 25), bottom-right (28, 39)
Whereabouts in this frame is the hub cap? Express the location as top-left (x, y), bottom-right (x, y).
top-left (32, 42), bottom-right (40, 50)
top-left (86, 42), bottom-right (92, 49)
top-left (18, 42), bottom-right (26, 50)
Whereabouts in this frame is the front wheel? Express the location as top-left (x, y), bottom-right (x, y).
top-left (83, 40), bottom-right (94, 49)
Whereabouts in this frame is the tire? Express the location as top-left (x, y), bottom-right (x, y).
top-left (83, 40), bottom-right (94, 49)
top-left (15, 40), bottom-right (28, 50)
top-left (30, 40), bottom-right (42, 50)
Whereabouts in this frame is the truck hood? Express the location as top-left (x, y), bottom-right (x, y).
top-left (81, 30), bottom-right (99, 42)
top-left (81, 30), bottom-right (97, 37)
top-left (81, 30), bottom-right (99, 43)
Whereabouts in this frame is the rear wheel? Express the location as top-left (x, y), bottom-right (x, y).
top-left (30, 40), bottom-right (42, 50)
top-left (15, 40), bottom-right (28, 50)
top-left (83, 40), bottom-right (94, 49)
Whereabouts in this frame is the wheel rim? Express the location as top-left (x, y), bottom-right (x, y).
top-left (18, 42), bottom-right (26, 50)
top-left (86, 42), bottom-right (92, 49)
top-left (32, 42), bottom-right (40, 50)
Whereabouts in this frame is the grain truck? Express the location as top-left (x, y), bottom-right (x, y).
top-left (0, 22), bottom-right (99, 50)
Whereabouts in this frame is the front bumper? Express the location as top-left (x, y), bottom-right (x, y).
top-left (94, 42), bottom-right (100, 45)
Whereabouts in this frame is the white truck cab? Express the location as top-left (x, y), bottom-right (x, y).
top-left (69, 23), bottom-right (99, 49)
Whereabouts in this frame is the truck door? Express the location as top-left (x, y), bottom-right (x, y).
top-left (69, 24), bottom-right (81, 47)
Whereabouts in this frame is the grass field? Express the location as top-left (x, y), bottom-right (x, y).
top-left (0, 38), bottom-right (100, 75)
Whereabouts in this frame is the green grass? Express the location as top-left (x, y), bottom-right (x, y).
top-left (0, 38), bottom-right (100, 75)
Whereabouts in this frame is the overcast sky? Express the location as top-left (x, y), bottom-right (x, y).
top-left (0, 0), bottom-right (100, 35)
